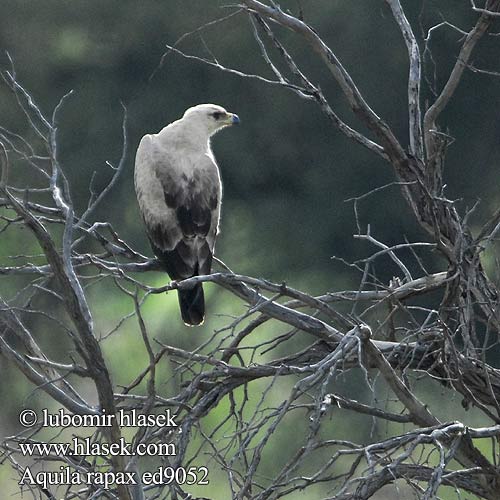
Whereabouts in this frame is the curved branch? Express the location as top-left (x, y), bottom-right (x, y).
top-left (385, 0), bottom-right (424, 159)
top-left (423, 1), bottom-right (500, 158)
top-left (241, 0), bottom-right (407, 165)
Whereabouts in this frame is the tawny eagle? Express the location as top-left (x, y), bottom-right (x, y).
top-left (134, 104), bottom-right (239, 325)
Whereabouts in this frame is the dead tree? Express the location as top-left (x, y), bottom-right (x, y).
top-left (2, 1), bottom-right (500, 499)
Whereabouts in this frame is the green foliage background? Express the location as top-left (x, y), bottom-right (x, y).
top-left (1, 1), bottom-right (500, 497)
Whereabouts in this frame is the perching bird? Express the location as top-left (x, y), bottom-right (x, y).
top-left (134, 104), bottom-right (240, 326)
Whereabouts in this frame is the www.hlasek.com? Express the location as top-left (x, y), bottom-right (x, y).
top-left (18, 408), bottom-right (209, 490)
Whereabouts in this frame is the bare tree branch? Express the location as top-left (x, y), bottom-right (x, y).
top-left (424, 1), bottom-right (500, 158)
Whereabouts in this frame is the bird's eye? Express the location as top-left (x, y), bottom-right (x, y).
top-left (212, 111), bottom-right (223, 120)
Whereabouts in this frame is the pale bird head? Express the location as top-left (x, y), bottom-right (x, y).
top-left (182, 104), bottom-right (240, 136)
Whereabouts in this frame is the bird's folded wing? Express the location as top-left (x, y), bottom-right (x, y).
top-left (135, 136), bottom-right (219, 279)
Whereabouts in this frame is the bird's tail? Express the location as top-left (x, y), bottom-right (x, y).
top-left (178, 284), bottom-right (205, 326)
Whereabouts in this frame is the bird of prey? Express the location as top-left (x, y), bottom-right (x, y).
top-left (134, 104), bottom-right (240, 326)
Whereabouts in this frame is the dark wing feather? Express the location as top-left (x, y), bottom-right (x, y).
top-left (152, 165), bottom-right (219, 281)
top-left (176, 197), bottom-right (212, 237)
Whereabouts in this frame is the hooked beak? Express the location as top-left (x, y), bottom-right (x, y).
top-left (226, 113), bottom-right (240, 125)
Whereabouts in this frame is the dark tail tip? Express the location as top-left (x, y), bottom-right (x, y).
top-left (178, 284), bottom-right (205, 326)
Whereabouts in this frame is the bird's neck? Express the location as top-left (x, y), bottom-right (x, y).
top-left (158, 119), bottom-right (212, 152)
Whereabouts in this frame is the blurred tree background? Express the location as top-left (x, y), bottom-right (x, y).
top-left (1, 1), bottom-right (500, 498)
